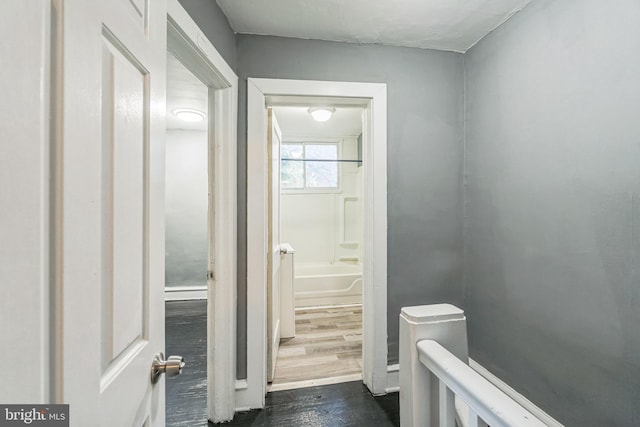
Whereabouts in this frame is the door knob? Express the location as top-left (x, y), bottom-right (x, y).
top-left (151, 352), bottom-right (185, 384)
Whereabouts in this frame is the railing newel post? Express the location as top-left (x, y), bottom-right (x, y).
top-left (401, 304), bottom-right (548, 427)
top-left (399, 304), bottom-right (468, 427)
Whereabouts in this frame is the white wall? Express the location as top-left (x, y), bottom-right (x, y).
top-left (280, 137), bottom-right (363, 265)
top-left (165, 129), bottom-right (208, 287)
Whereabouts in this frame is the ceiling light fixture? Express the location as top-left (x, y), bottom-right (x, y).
top-left (308, 107), bottom-right (335, 122)
top-left (173, 108), bottom-right (206, 122)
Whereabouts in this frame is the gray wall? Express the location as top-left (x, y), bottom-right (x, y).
top-left (178, 0), bottom-right (237, 71)
top-left (464, 0), bottom-right (640, 425)
top-left (235, 35), bottom-right (465, 377)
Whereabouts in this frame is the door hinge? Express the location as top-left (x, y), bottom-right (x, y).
top-left (207, 271), bottom-right (215, 281)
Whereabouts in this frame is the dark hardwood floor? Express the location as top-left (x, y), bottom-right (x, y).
top-left (166, 300), bottom-right (208, 427)
top-left (213, 381), bottom-right (399, 427)
top-left (166, 300), bottom-right (400, 427)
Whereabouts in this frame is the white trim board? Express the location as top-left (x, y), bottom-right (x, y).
top-left (164, 286), bottom-right (207, 301)
top-left (385, 364), bottom-right (400, 393)
top-left (268, 373), bottom-right (364, 393)
top-left (243, 78), bottom-right (388, 410)
top-left (167, 0), bottom-right (238, 423)
top-left (469, 359), bottom-right (564, 427)
top-left (0, 1), bottom-right (51, 403)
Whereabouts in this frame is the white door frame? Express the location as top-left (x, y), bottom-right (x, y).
top-left (167, 2), bottom-right (238, 422)
top-left (242, 78), bottom-right (388, 409)
top-left (0, 0), bottom-right (52, 404)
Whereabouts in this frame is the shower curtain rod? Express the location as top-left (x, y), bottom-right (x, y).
top-left (281, 158), bottom-right (363, 163)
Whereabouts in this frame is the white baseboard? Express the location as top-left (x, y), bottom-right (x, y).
top-left (164, 286), bottom-right (207, 301)
top-left (385, 364), bottom-right (399, 393)
top-left (469, 358), bottom-right (564, 427)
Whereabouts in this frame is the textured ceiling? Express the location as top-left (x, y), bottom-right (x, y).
top-left (217, 0), bottom-right (532, 52)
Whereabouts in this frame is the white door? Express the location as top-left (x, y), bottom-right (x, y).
top-left (54, 0), bottom-right (170, 424)
top-left (267, 109), bottom-right (283, 382)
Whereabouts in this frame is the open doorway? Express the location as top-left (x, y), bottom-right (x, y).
top-left (164, 50), bottom-right (209, 426)
top-left (164, 52), bottom-right (209, 301)
top-left (163, 2), bottom-right (238, 423)
top-left (268, 106), bottom-right (365, 391)
top-left (243, 78), bottom-right (387, 410)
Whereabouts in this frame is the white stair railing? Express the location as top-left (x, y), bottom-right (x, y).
top-left (417, 339), bottom-right (546, 427)
top-left (399, 304), bottom-right (547, 427)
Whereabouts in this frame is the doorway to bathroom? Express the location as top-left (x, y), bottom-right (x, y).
top-left (268, 106), bottom-right (365, 390)
top-left (244, 78), bottom-right (387, 409)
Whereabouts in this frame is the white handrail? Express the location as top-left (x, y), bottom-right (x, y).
top-left (417, 340), bottom-right (547, 427)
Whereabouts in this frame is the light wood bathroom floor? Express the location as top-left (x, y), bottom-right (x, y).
top-left (271, 305), bottom-right (363, 386)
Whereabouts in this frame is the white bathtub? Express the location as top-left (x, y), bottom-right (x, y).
top-left (294, 262), bottom-right (363, 308)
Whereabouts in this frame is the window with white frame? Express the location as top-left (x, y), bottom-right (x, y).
top-left (281, 142), bottom-right (339, 191)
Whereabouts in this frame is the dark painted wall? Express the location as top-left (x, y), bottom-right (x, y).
top-left (178, 0), bottom-right (237, 71)
top-left (464, 0), bottom-right (640, 425)
top-left (235, 35), bottom-right (465, 377)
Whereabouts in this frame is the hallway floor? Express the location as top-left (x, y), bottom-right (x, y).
top-left (166, 300), bottom-right (207, 427)
top-left (215, 380), bottom-right (399, 426)
top-left (272, 305), bottom-right (363, 386)
top-left (166, 300), bottom-right (399, 426)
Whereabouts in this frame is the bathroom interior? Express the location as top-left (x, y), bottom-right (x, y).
top-left (269, 105), bottom-right (366, 389)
